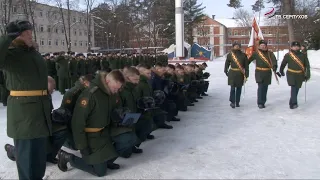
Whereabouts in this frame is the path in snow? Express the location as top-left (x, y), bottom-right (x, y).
top-left (0, 58), bottom-right (320, 179)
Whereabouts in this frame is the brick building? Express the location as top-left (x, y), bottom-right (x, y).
top-left (192, 15), bottom-right (289, 57)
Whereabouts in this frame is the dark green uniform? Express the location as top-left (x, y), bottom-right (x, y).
top-left (56, 55), bottom-right (69, 94)
top-left (0, 35), bottom-right (51, 180)
top-left (100, 57), bottom-right (110, 71)
top-left (135, 75), bottom-right (154, 141)
top-left (249, 49), bottom-right (277, 107)
top-left (69, 57), bottom-right (78, 87)
top-left (224, 50), bottom-right (249, 106)
top-left (279, 50), bottom-right (310, 108)
top-left (70, 72), bottom-right (118, 176)
top-left (0, 69), bottom-right (9, 106)
top-left (78, 59), bottom-right (86, 76)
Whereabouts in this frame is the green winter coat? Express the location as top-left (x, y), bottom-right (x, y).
top-left (249, 49), bottom-right (277, 85)
top-left (60, 81), bottom-right (86, 113)
top-left (119, 82), bottom-right (139, 112)
top-left (0, 36), bottom-right (52, 139)
top-left (69, 58), bottom-right (78, 77)
top-left (280, 50), bottom-right (311, 88)
top-left (100, 57), bottom-right (109, 71)
top-left (71, 72), bottom-right (118, 164)
top-left (224, 50), bottom-right (249, 87)
top-left (56, 55), bottom-right (69, 78)
top-left (136, 75), bottom-right (153, 97)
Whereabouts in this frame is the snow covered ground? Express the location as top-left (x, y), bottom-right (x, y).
top-left (1, 52), bottom-right (320, 179)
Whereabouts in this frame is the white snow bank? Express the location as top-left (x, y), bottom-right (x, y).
top-left (307, 50), bottom-right (320, 69)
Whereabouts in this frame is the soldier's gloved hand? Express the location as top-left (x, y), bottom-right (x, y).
top-left (280, 71), bottom-right (285, 77)
top-left (80, 147), bottom-right (92, 156)
top-left (225, 71), bottom-right (228, 77)
top-left (272, 66), bottom-right (276, 72)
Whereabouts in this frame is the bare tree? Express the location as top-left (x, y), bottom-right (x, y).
top-left (233, 8), bottom-right (252, 27)
top-left (0, 0), bottom-right (13, 35)
top-left (283, 0), bottom-right (295, 41)
top-left (84, 0), bottom-right (95, 52)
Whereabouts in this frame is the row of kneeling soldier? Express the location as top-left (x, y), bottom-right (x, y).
top-left (44, 51), bottom-right (169, 95)
top-left (2, 20), bottom-right (210, 179)
top-left (224, 40), bottom-right (310, 109)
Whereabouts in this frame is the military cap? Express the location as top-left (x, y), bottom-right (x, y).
top-left (232, 42), bottom-right (241, 47)
top-left (70, 52), bottom-right (75, 55)
top-left (92, 54), bottom-right (96, 56)
top-left (44, 53), bottom-right (50, 57)
top-left (259, 40), bottom-right (267, 45)
top-left (53, 52), bottom-right (58, 55)
top-left (87, 53), bottom-right (92, 56)
top-left (291, 41), bottom-right (301, 47)
top-left (77, 53), bottom-right (84, 56)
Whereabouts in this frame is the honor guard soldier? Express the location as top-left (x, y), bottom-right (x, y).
top-left (279, 41), bottom-right (311, 109)
top-left (0, 20), bottom-right (52, 180)
top-left (249, 40), bottom-right (278, 109)
top-left (224, 42), bottom-right (249, 108)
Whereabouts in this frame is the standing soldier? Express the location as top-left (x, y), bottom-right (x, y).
top-left (56, 51), bottom-right (69, 94)
top-left (69, 52), bottom-right (78, 87)
top-left (279, 41), bottom-right (311, 109)
top-left (224, 42), bottom-right (249, 108)
top-left (249, 40), bottom-right (278, 109)
top-left (100, 53), bottom-right (110, 71)
top-left (0, 20), bottom-right (52, 180)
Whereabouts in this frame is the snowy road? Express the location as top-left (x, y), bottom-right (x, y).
top-left (1, 58), bottom-right (320, 179)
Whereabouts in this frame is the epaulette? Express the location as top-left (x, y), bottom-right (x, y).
top-left (89, 86), bottom-right (99, 94)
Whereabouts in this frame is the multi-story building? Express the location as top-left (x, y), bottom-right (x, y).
top-left (193, 15), bottom-right (289, 57)
top-left (0, 0), bottom-right (94, 53)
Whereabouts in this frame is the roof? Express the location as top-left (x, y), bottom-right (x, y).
top-left (214, 17), bottom-right (284, 28)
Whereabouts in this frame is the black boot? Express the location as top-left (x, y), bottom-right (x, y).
top-left (230, 103), bottom-right (235, 108)
top-left (171, 117), bottom-right (180, 121)
top-left (147, 134), bottom-right (155, 139)
top-left (4, 144), bottom-right (16, 161)
top-left (194, 99), bottom-right (198, 102)
top-left (159, 123), bottom-right (173, 129)
top-left (258, 104), bottom-right (265, 109)
top-left (132, 146), bottom-right (143, 154)
top-left (57, 150), bottom-right (72, 172)
top-left (201, 92), bottom-right (208, 96)
top-left (187, 103), bottom-right (194, 106)
top-left (196, 96), bottom-right (203, 99)
top-left (107, 162), bottom-right (120, 170)
top-left (290, 104), bottom-right (298, 109)
top-left (236, 103), bottom-right (240, 107)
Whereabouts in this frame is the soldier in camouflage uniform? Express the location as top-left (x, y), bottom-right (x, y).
top-left (279, 41), bottom-right (311, 109)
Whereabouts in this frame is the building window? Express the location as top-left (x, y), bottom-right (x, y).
top-left (54, 14), bottom-right (57, 20)
top-left (228, 40), bottom-right (232, 44)
top-left (74, 29), bottom-right (77, 36)
top-left (61, 28), bottom-right (64, 34)
top-left (79, 17), bottom-right (82, 23)
top-left (39, 11), bottom-right (43, 17)
top-left (12, 6), bottom-right (17, 13)
top-left (48, 39), bottom-right (52, 46)
top-left (40, 25), bottom-right (44, 32)
top-left (47, 25), bottom-right (51, 32)
top-left (84, 30), bottom-right (88, 36)
top-left (277, 39), bottom-right (281, 44)
top-left (241, 40), bottom-right (245, 44)
top-left (241, 30), bottom-right (245, 35)
top-left (74, 41), bottom-right (77, 47)
top-left (234, 40), bottom-right (238, 43)
top-left (85, 41), bottom-right (87, 47)
top-left (61, 40), bottom-right (65, 46)
top-left (262, 30), bottom-right (266, 34)
top-left (84, 20), bottom-right (87, 24)
top-left (55, 39), bottom-right (58, 46)
top-left (228, 30), bottom-right (232, 35)
top-left (233, 30), bottom-right (238, 36)
top-left (40, 39), bottom-right (44, 46)
top-left (80, 41), bottom-right (83, 46)
top-left (268, 39), bottom-right (272, 44)
top-left (79, 30), bottom-right (82, 36)
top-left (55, 28), bottom-right (58, 33)
top-left (73, 16), bottom-right (76, 23)
top-left (268, 30), bottom-right (272, 34)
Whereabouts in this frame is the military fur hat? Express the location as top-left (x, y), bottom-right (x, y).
top-left (259, 40), bottom-right (267, 45)
top-left (291, 41), bottom-right (301, 47)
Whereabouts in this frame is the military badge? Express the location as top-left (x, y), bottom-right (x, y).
top-left (66, 99), bottom-right (71, 104)
top-left (80, 98), bottom-right (88, 107)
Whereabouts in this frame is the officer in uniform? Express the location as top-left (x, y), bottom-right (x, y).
top-left (56, 51), bottom-right (69, 94)
top-left (279, 41), bottom-right (311, 109)
top-left (249, 40), bottom-right (278, 109)
top-left (0, 20), bottom-right (52, 180)
top-left (224, 42), bottom-right (249, 108)
top-left (69, 52), bottom-right (78, 87)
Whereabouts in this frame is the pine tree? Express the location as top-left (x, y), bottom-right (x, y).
top-left (184, 0), bottom-right (205, 44)
top-left (227, 0), bottom-right (243, 9)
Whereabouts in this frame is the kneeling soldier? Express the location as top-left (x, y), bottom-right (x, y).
top-left (57, 70), bottom-right (125, 177)
top-left (279, 41), bottom-right (311, 109)
top-left (224, 42), bottom-right (249, 108)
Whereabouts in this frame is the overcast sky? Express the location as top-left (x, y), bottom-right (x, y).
top-left (199, 0), bottom-right (272, 18)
